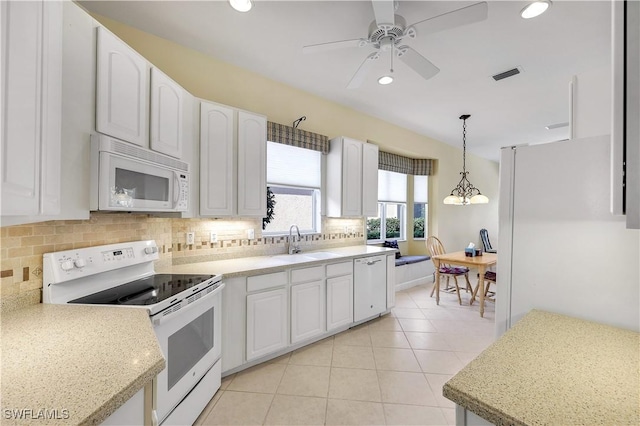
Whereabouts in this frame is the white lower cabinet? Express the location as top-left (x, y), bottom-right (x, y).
top-left (246, 287), bottom-right (288, 361)
top-left (326, 274), bottom-right (353, 331)
top-left (291, 280), bottom-right (325, 344)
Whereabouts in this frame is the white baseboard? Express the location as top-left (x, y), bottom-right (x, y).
top-left (395, 273), bottom-right (434, 292)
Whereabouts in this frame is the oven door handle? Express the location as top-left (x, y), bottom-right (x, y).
top-left (152, 282), bottom-right (225, 327)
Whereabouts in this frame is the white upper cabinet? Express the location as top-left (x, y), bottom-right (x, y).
top-left (1, 0), bottom-right (62, 217)
top-left (96, 27), bottom-right (149, 147)
top-left (362, 142), bottom-right (379, 217)
top-left (150, 68), bottom-right (183, 158)
top-left (237, 111), bottom-right (267, 217)
top-left (200, 101), bottom-right (235, 217)
top-left (326, 136), bottom-right (378, 217)
top-left (200, 101), bottom-right (266, 218)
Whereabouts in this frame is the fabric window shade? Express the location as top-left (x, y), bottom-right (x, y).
top-left (267, 121), bottom-right (329, 154)
top-left (376, 149), bottom-right (434, 176)
top-left (378, 170), bottom-right (407, 202)
top-left (267, 141), bottom-right (321, 188)
top-left (414, 175), bottom-right (429, 203)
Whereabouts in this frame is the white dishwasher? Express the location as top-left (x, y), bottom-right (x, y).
top-left (354, 255), bottom-right (387, 322)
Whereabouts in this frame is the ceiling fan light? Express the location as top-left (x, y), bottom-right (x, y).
top-left (378, 75), bottom-right (394, 85)
top-left (520, 1), bottom-right (551, 19)
top-left (229, 0), bottom-right (252, 12)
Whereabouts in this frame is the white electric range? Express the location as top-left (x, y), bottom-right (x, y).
top-left (43, 240), bottom-right (224, 425)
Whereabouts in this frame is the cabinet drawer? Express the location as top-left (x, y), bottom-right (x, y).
top-left (291, 265), bottom-right (324, 284)
top-left (326, 261), bottom-right (352, 277)
top-left (247, 271), bottom-right (287, 292)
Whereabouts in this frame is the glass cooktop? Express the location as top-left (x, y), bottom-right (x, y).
top-left (69, 274), bottom-right (216, 306)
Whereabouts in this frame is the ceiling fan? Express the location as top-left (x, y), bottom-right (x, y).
top-left (302, 1), bottom-right (488, 89)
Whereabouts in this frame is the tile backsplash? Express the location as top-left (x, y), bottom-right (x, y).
top-left (0, 213), bottom-right (364, 311)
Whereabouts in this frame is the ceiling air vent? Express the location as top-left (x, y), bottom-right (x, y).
top-left (492, 67), bottom-right (521, 81)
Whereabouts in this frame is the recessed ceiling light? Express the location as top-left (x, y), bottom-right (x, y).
top-left (378, 75), bottom-right (394, 85)
top-left (229, 0), bottom-right (252, 12)
top-left (520, 1), bottom-right (551, 19)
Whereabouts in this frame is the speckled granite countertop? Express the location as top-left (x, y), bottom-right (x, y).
top-left (443, 310), bottom-right (640, 426)
top-left (1, 304), bottom-right (165, 425)
top-left (161, 245), bottom-right (396, 278)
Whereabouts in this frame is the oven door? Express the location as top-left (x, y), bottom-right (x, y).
top-left (99, 151), bottom-right (187, 212)
top-left (152, 283), bottom-right (224, 423)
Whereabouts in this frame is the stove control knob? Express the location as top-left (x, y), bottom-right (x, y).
top-left (145, 246), bottom-right (158, 255)
top-left (74, 258), bottom-right (87, 268)
top-left (61, 260), bottom-right (74, 271)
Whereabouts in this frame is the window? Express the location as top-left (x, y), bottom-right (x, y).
top-left (264, 142), bottom-right (321, 234)
top-left (413, 175), bottom-right (428, 239)
top-left (367, 170), bottom-right (406, 242)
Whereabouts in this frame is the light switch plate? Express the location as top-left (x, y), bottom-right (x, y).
top-left (247, 229), bottom-right (255, 240)
top-left (210, 232), bottom-right (217, 243)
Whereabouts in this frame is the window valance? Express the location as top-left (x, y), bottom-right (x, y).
top-left (267, 121), bottom-right (329, 154)
top-left (377, 150), bottom-right (434, 176)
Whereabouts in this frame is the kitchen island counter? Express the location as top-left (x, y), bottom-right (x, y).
top-left (443, 310), bottom-right (640, 425)
top-left (1, 303), bottom-right (165, 425)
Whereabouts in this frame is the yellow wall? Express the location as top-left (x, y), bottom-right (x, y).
top-left (92, 14), bottom-right (499, 256)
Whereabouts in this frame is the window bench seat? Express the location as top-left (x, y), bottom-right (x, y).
top-left (394, 255), bottom-right (435, 291)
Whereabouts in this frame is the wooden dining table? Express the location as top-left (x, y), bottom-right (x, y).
top-left (432, 251), bottom-right (498, 317)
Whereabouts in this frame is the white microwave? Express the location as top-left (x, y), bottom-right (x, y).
top-left (90, 134), bottom-right (189, 212)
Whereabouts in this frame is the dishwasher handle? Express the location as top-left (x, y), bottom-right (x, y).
top-left (365, 259), bottom-right (382, 266)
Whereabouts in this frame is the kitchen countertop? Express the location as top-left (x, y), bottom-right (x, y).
top-left (443, 310), bottom-right (640, 426)
top-left (1, 304), bottom-right (165, 425)
top-left (161, 245), bottom-right (396, 277)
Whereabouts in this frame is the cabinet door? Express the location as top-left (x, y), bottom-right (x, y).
top-left (362, 143), bottom-right (379, 217)
top-left (291, 280), bottom-right (325, 344)
top-left (237, 111), bottom-right (266, 217)
top-left (342, 137), bottom-right (363, 216)
top-left (150, 68), bottom-right (183, 158)
top-left (1, 0), bottom-right (61, 216)
top-left (246, 288), bottom-right (288, 361)
top-left (327, 274), bottom-right (353, 331)
top-left (96, 26), bottom-right (148, 147)
top-left (200, 102), bottom-right (235, 216)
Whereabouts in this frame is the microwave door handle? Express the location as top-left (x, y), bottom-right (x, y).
top-left (172, 172), bottom-right (180, 208)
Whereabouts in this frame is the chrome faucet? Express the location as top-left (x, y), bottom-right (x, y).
top-left (288, 225), bottom-right (301, 254)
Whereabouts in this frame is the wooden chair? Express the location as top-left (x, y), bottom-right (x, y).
top-left (426, 236), bottom-right (472, 305)
top-left (472, 271), bottom-right (496, 303)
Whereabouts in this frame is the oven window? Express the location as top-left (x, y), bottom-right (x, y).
top-left (167, 307), bottom-right (214, 390)
top-left (115, 168), bottom-right (169, 202)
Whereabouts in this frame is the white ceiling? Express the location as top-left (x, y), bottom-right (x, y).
top-left (78, 0), bottom-right (612, 162)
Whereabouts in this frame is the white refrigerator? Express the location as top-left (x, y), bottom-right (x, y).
top-left (496, 135), bottom-right (640, 336)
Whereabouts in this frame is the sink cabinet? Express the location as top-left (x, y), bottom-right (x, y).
top-left (326, 261), bottom-right (354, 331)
top-left (221, 253), bottom-right (394, 376)
top-left (290, 266), bottom-right (326, 344)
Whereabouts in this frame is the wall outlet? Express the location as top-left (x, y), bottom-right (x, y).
top-left (247, 229), bottom-right (255, 240)
top-left (210, 232), bottom-right (218, 243)
top-left (186, 232), bottom-right (195, 245)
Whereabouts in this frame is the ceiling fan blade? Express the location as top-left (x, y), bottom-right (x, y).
top-left (302, 39), bottom-right (365, 54)
top-left (396, 46), bottom-right (440, 81)
top-left (371, 0), bottom-right (395, 28)
top-left (347, 52), bottom-right (379, 89)
top-left (409, 2), bottom-right (488, 36)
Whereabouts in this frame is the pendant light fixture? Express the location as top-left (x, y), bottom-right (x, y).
top-left (443, 115), bottom-right (489, 205)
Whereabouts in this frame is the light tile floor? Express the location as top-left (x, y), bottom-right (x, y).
top-left (195, 281), bottom-right (496, 425)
